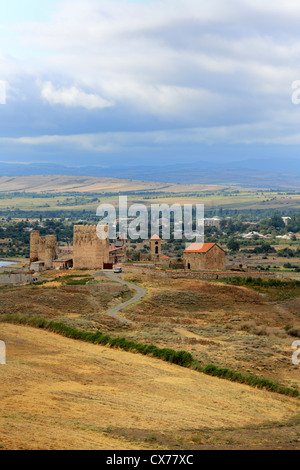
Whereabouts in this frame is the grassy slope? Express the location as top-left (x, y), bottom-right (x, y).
top-left (0, 323), bottom-right (299, 450)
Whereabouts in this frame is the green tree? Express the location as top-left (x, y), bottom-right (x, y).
top-left (227, 238), bottom-right (240, 252)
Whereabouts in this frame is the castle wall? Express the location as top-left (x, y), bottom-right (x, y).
top-left (121, 265), bottom-right (280, 281)
top-left (0, 273), bottom-right (33, 285)
top-left (73, 225), bottom-right (109, 270)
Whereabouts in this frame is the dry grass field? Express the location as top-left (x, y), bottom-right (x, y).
top-left (0, 275), bottom-right (133, 330)
top-left (0, 323), bottom-right (299, 450)
top-left (0, 175), bottom-right (223, 194)
top-left (114, 275), bottom-right (300, 391)
top-left (1, 272), bottom-right (299, 392)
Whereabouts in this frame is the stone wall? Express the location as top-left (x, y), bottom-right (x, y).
top-left (121, 265), bottom-right (285, 281)
top-left (0, 273), bottom-right (32, 285)
top-left (73, 225), bottom-right (109, 270)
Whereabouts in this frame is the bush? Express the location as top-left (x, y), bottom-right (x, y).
top-left (202, 364), bottom-right (299, 397)
top-left (287, 327), bottom-right (300, 338)
top-left (218, 277), bottom-right (300, 289)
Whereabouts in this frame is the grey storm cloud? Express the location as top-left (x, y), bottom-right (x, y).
top-left (1, 0), bottom-right (300, 164)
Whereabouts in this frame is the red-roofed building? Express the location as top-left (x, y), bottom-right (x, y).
top-left (159, 254), bottom-right (171, 267)
top-left (108, 235), bottom-right (127, 264)
top-left (150, 234), bottom-right (161, 241)
top-left (183, 243), bottom-right (225, 271)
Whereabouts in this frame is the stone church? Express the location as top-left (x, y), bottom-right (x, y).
top-left (183, 243), bottom-right (225, 271)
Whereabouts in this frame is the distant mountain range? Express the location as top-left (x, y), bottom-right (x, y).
top-left (0, 159), bottom-right (299, 189)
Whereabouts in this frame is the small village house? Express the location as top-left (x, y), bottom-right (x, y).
top-left (183, 242), bottom-right (226, 271)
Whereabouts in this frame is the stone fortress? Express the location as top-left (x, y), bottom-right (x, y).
top-left (30, 225), bottom-right (126, 271)
top-left (30, 226), bottom-right (225, 272)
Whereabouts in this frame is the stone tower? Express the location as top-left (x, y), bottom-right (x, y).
top-left (73, 225), bottom-right (109, 270)
top-left (30, 231), bottom-right (40, 263)
top-left (30, 231), bottom-right (58, 269)
top-left (150, 234), bottom-right (162, 262)
top-left (44, 235), bottom-right (58, 269)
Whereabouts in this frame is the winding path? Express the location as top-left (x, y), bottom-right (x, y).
top-left (95, 272), bottom-right (147, 324)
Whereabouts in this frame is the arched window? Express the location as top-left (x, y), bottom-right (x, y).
top-left (188, 263), bottom-right (191, 270)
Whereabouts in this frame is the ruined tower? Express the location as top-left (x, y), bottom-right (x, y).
top-left (73, 225), bottom-right (109, 270)
top-left (150, 234), bottom-right (162, 263)
top-left (30, 231), bottom-right (40, 263)
top-left (30, 231), bottom-right (58, 269)
top-left (44, 235), bottom-right (58, 269)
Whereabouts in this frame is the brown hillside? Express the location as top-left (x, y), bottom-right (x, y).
top-left (0, 324), bottom-right (299, 450)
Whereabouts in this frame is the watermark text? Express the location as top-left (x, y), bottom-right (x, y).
top-left (96, 196), bottom-right (204, 245)
top-left (292, 340), bottom-right (300, 366)
top-left (0, 340), bottom-right (6, 364)
top-left (0, 81), bottom-right (6, 105)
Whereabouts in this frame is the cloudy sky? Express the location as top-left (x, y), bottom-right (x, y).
top-left (1, 0), bottom-right (300, 168)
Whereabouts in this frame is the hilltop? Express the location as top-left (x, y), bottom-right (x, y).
top-left (0, 175), bottom-right (223, 194)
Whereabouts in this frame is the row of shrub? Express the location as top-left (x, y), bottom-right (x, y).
top-left (1, 314), bottom-right (298, 398)
top-left (241, 321), bottom-right (300, 339)
top-left (0, 315), bottom-right (193, 367)
top-left (241, 321), bottom-right (287, 338)
top-left (218, 276), bottom-right (300, 289)
top-left (63, 278), bottom-right (92, 286)
top-left (201, 364), bottom-right (298, 397)
top-left (30, 276), bottom-right (93, 287)
top-left (57, 275), bottom-right (93, 286)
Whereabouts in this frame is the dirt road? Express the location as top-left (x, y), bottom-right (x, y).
top-left (96, 272), bottom-right (147, 324)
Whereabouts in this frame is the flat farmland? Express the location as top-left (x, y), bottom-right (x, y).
top-left (0, 192), bottom-right (299, 213)
top-left (0, 176), bottom-right (299, 212)
top-left (0, 175), bottom-right (224, 194)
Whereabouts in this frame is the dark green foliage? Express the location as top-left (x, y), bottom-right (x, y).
top-left (217, 276), bottom-right (300, 289)
top-left (202, 364), bottom-right (299, 397)
top-left (0, 315), bottom-right (193, 368)
top-left (227, 238), bottom-right (240, 252)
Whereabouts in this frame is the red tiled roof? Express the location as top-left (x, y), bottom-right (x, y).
top-left (59, 246), bottom-right (73, 252)
top-left (184, 243), bottom-right (217, 254)
top-left (160, 255), bottom-right (170, 260)
top-left (109, 246), bottom-right (125, 253)
top-left (150, 234), bottom-right (161, 241)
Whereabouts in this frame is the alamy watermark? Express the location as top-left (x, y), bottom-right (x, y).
top-left (0, 81), bottom-right (6, 105)
top-left (0, 340), bottom-right (6, 365)
top-left (292, 340), bottom-right (300, 366)
top-left (96, 196), bottom-right (204, 244)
